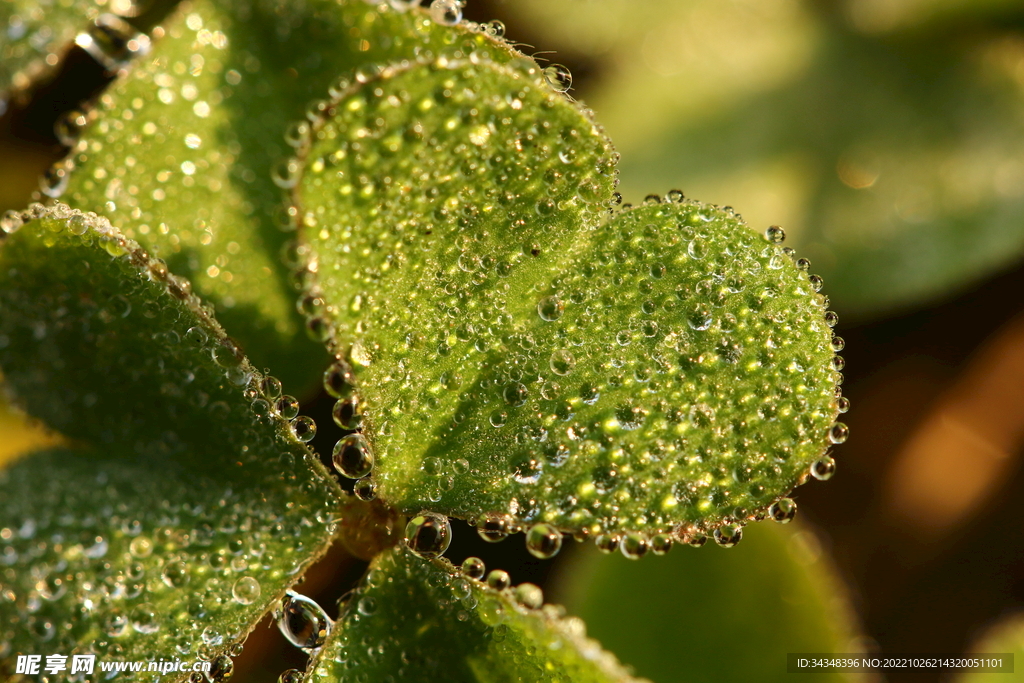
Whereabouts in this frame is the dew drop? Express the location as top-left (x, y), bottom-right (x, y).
top-left (829, 422), bottom-right (849, 444)
top-left (651, 534), bottom-right (673, 555)
top-left (478, 515), bottom-right (511, 543)
top-left (620, 533), bottom-right (649, 560)
top-left (525, 524), bottom-right (562, 559)
top-left (332, 397), bottom-right (363, 430)
top-left (332, 434), bottom-right (374, 479)
top-left (514, 583), bottom-right (544, 609)
top-left (769, 498), bottom-right (797, 524)
top-left (429, 0), bottom-right (462, 25)
top-left (261, 376), bottom-right (283, 399)
top-left (537, 295), bottom-right (564, 322)
top-left (713, 525), bottom-right (743, 548)
top-left (405, 512), bottom-right (452, 558)
top-left (276, 396), bottom-right (300, 420)
top-left (323, 361), bottom-right (356, 398)
top-left (290, 416), bottom-right (317, 442)
top-left (684, 534), bottom-right (708, 548)
top-left (503, 382), bottom-right (528, 407)
top-left (595, 534), bottom-right (617, 554)
top-left (277, 592), bottom-right (331, 650)
top-left (278, 670), bottom-right (304, 683)
top-left (765, 225), bottom-right (786, 244)
top-left (353, 478), bottom-right (377, 501)
top-left (543, 64), bottom-right (572, 93)
top-left (461, 557), bottom-right (486, 580)
top-left (209, 655), bottom-right (234, 682)
top-left (824, 311), bottom-right (839, 328)
top-left (835, 396), bottom-right (851, 413)
top-left (232, 577), bottom-right (261, 605)
top-left (549, 349), bottom-right (575, 376)
top-left (811, 455), bottom-right (836, 481)
top-left (486, 570), bottom-right (510, 591)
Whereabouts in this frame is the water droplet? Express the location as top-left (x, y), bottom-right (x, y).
top-left (277, 592), bottom-right (331, 650)
top-left (429, 0), bottom-right (462, 25)
top-left (835, 396), bottom-right (851, 413)
top-left (525, 524), bottom-right (562, 559)
top-left (514, 583), bottom-right (544, 609)
top-left (769, 498), bottom-right (797, 524)
top-left (831, 336), bottom-right (845, 352)
top-left (765, 225), bottom-right (786, 244)
top-left (161, 559), bottom-right (189, 587)
top-left (549, 349), bottom-right (575, 376)
top-left (485, 19), bottom-right (506, 38)
top-left (261, 376), bottom-right (283, 399)
top-left (687, 237), bottom-right (706, 259)
top-left (620, 533), bottom-right (649, 559)
top-left (209, 655), bottom-right (234, 682)
top-left (651, 534), bottom-right (673, 555)
top-left (353, 478), bottom-right (377, 501)
top-left (332, 397), bottom-right (363, 430)
top-left (486, 569), bottom-right (510, 591)
top-left (333, 434), bottom-right (374, 479)
top-left (405, 512), bottom-right (452, 558)
top-left (504, 382), bottom-right (528, 407)
top-left (667, 189), bottom-right (685, 203)
top-left (595, 534), bottom-right (618, 554)
top-left (212, 338), bottom-right (244, 367)
top-left (688, 304), bottom-right (712, 331)
top-left (811, 455), bottom-right (836, 481)
top-left (278, 670), bottom-right (304, 683)
top-left (231, 576), bottom-right (261, 605)
top-left (323, 361), bottom-right (356, 398)
top-left (824, 311), bottom-right (839, 328)
top-left (684, 534), bottom-right (708, 548)
top-left (829, 422), bottom-right (849, 444)
top-left (713, 525), bottom-right (743, 548)
top-left (276, 396), bottom-right (300, 419)
top-left (543, 64), bottom-right (572, 93)
top-left (130, 603), bottom-right (159, 634)
top-left (461, 557), bottom-right (486, 580)
top-left (478, 515), bottom-right (511, 543)
top-left (537, 295), bottom-right (564, 322)
top-left (290, 416), bottom-right (317, 442)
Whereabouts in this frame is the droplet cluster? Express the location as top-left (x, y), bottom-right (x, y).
top-left (52, 0), bottom-right (529, 385)
top-left (0, 205), bottom-right (342, 672)
top-left (304, 546), bottom-right (641, 682)
top-left (292, 52), bottom-right (842, 548)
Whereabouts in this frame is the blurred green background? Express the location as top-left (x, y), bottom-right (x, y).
top-left (6, 0), bottom-right (1024, 681)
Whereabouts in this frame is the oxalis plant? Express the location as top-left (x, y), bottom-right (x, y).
top-left (0, 0), bottom-right (849, 681)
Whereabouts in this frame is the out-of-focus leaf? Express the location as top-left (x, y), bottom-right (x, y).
top-left (305, 544), bottom-right (641, 683)
top-left (60, 0), bottom-right (520, 393)
top-left (555, 522), bottom-right (866, 683)
top-left (0, 396), bottom-right (63, 468)
top-left (0, 204), bottom-right (343, 678)
top-left (958, 613), bottom-right (1024, 683)
top-left (514, 0), bottom-right (1024, 318)
top-left (297, 58), bottom-right (841, 543)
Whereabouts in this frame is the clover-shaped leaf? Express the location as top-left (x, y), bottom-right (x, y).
top-left (295, 57), bottom-right (843, 548)
top-left (0, 205), bottom-right (342, 676)
top-left (304, 544), bottom-right (640, 683)
top-left (57, 0), bottom-right (520, 391)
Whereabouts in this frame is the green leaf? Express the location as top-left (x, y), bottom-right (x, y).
top-left (556, 522), bottom-right (865, 683)
top-left (305, 544), bottom-right (640, 683)
top-left (513, 0), bottom-right (1024, 318)
top-left (59, 0), bottom-right (521, 392)
top-left (0, 204), bottom-right (343, 675)
top-left (1, 0), bottom-right (107, 98)
top-left (296, 58), bottom-right (840, 542)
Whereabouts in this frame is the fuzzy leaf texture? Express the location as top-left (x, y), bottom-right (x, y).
top-left (56, 0), bottom-right (520, 392)
top-left (295, 57), bottom-right (844, 541)
top-left (305, 545), bottom-right (641, 683)
top-left (0, 206), bottom-right (343, 679)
